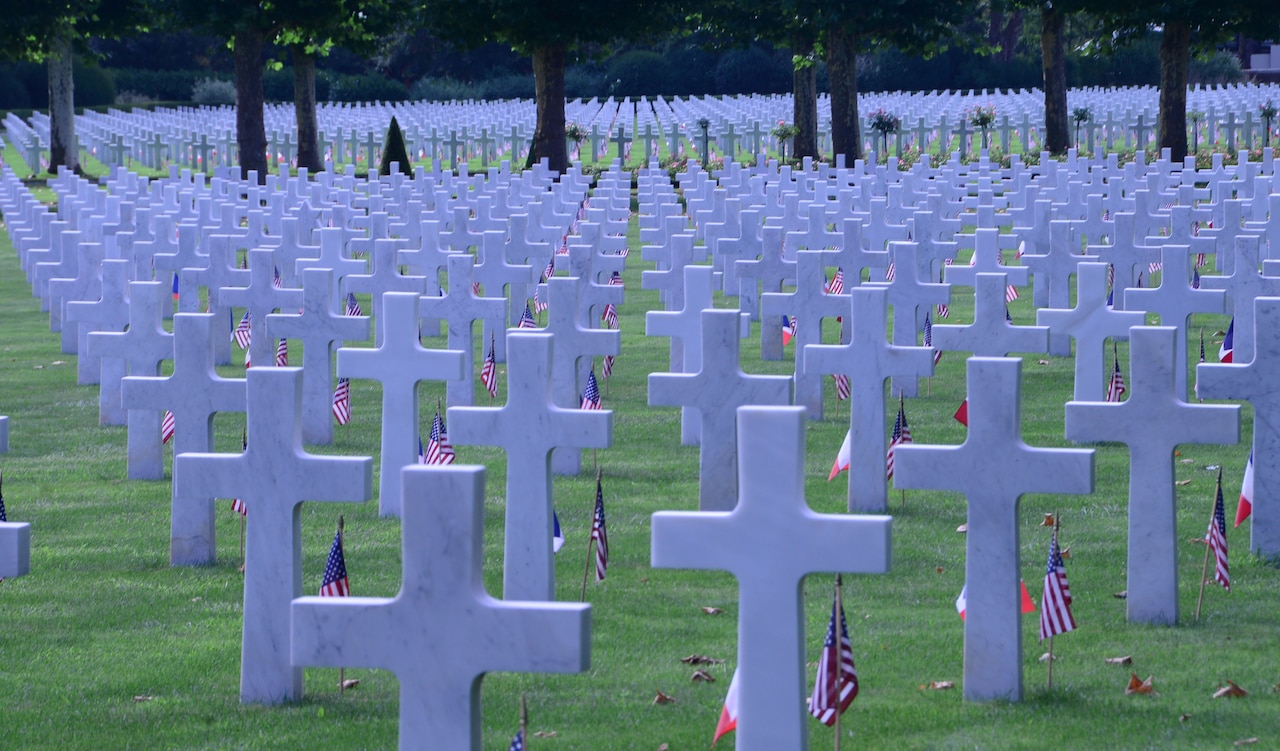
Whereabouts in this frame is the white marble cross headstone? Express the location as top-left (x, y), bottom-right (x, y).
top-left (1021, 221), bottom-right (1094, 354)
top-left (340, 237), bottom-right (426, 347)
top-left (1065, 326), bottom-right (1238, 624)
top-left (932, 273), bottom-right (1050, 357)
top-left (894, 358), bottom-right (1094, 702)
top-left (649, 310), bottom-right (792, 511)
top-left (292, 464), bottom-right (590, 750)
top-left (806, 287), bottom-right (935, 512)
top-left (651, 406), bottom-right (891, 751)
top-left (220, 247), bottom-right (305, 370)
top-left (337, 291), bottom-right (464, 517)
top-left (448, 332), bottom-right (611, 600)
top-left (1197, 297), bottom-right (1280, 557)
top-left (64, 258), bottom-right (131, 425)
top-left (1198, 235), bottom-right (1280, 365)
top-left (872, 242), bottom-right (949, 398)
top-left (418, 254), bottom-right (506, 408)
top-left (173, 368), bottom-right (372, 703)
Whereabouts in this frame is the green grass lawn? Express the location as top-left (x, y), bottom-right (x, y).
top-left (0, 176), bottom-right (1274, 751)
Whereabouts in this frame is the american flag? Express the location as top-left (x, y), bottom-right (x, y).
top-left (332, 378), bottom-right (351, 424)
top-left (231, 431), bottom-right (248, 516)
top-left (833, 373), bottom-right (850, 400)
top-left (581, 368), bottom-right (602, 410)
top-left (543, 257), bottom-right (555, 280)
top-left (826, 268), bottom-right (845, 295)
top-left (1195, 330), bottom-right (1206, 399)
top-left (273, 266), bottom-right (283, 288)
top-left (936, 271), bottom-right (950, 317)
top-left (1148, 261), bottom-right (1163, 274)
top-left (319, 525), bottom-right (349, 597)
top-left (233, 310), bottom-right (252, 349)
top-left (590, 475), bottom-right (608, 581)
top-left (1038, 525), bottom-right (1076, 640)
top-left (481, 336), bottom-right (498, 398)
top-left (1, 472), bottom-right (7, 522)
top-left (1207, 469), bottom-right (1230, 591)
top-left (425, 409), bottom-right (455, 464)
top-left (1107, 263), bottom-right (1115, 289)
top-left (345, 292), bottom-right (363, 317)
top-left (244, 346), bottom-right (252, 369)
top-left (602, 354), bottom-right (614, 379)
top-left (1106, 345), bottom-right (1126, 402)
top-left (808, 580), bottom-right (858, 725)
top-left (519, 303), bottom-right (539, 328)
top-left (532, 284), bottom-right (547, 314)
top-left (602, 302), bottom-right (618, 329)
top-left (885, 261), bottom-right (896, 281)
top-left (275, 338), bottom-right (288, 367)
top-left (507, 729), bottom-right (524, 751)
top-left (924, 312), bottom-right (941, 365)
top-left (885, 399), bottom-right (912, 480)
top-left (1192, 268), bottom-right (1201, 289)
top-left (161, 410), bottom-right (176, 444)
top-left (608, 270), bottom-right (624, 287)
top-left (172, 272), bottom-right (179, 300)
top-left (1005, 284), bottom-right (1020, 302)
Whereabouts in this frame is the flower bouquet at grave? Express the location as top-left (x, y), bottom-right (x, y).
top-left (868, 109), bottom-right (901, 162)
top-left (967, 104), bottom-right (997, 149)
top-left (565, 121), bottom-right (588, 144)
top-left (1260, 100), bottom-right (1277, 148)
top-left (770, 120), bottom-right (799, 161)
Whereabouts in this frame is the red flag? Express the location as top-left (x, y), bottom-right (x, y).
top-left (953, 399), bottom-right (969, 426)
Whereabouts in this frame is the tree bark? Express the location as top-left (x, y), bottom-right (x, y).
top-left (293, 46), bottom-right (322, 173)
top-left (792, 33), bottom-right (818, 160)
top-left (1157, 21), bottom-right (1191, 162)
top-left (47, 32), bottom-right (78, 174)
top-left (529, 44), bottom-right (568, 173)
top-left (1040, 4), bottom-right (1069, 155)
top-left (234, 26), bottom-right (269, 183)
top-left (989, 10), bottom-right (1024, 64)
top-left (826, 25), bottom-right (862, 163)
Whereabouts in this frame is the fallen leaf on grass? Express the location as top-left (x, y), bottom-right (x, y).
top-left (653, 690), bottom-right (676, 704)
top-left (1188, 537), bottom-right (1207, 545)
top-left (1176, 479), bottom-right (1193, 486)
top-left (1125, 673), bottom-right (1155, 695)
top-left (1234, 739), bottom-right (1259, 747)
top-left (691, 670), bottom-right (716, 683)
top-left (1041, 513), bottom-right (1056, 527)
top-left (1180, 458), bottom-right (1195, 464)
top-left (534, 731), bottom-right (557, 738)
top-left (920, 681), bottom-right (955, 690)
top-left (1214, 680), bottom-right (1248, 698)
top-left (956, 524), bottom-right (968, 533)
top-left (701, 606), bottom-right (723, 615)
top-left (340, 679), bottom-right (360, 690)
top-left (680, 655), bottom-right (724, 666)
top-left (1037, 359), bottom-right (1050, 365)
top-left (51, 360), bottom-right (67, 366)
top-left (190, 597), bottom-right (201, 602)
top-left (1104, 656), bottom-right (1133, 665)
top-left (658, 744), bottom-right (670, 751)
top-left (1179, 713), bottom-right (1191, 722)
top-left (1060, 546), bottom-right (1071, 559)
top-left (1038, 652), bottom-right (1055, 663)
top-left (935, 566), bottom-right (945, 574)
top-left (133, 695), bottom-right (153, 702)
top-left (1113, 590), bottom-right (1127, 599)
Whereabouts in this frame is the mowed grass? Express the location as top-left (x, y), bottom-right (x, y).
top-left (0, 179), bottom-right (1276, 751)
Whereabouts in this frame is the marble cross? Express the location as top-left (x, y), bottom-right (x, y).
top-left (649, 310), bottom-right (792, 511)
top-left (292, 464), bottom-right (590, 750)
top-left (86, 281), bottom-right (173, 480)
top-left (338, 292), bottom-right (464, 517)
top-left (945, 228), bottom-right (1029, 288)
top-left (1065, 326), bottom-right (1238, 624)
top-left (173, 367), bottom-right (372, 704)
top-left (267, 268), bottom-right (370, 445)
top-left (894, 358), bottom-right (1093, 702)
top-left (474, 229), bottom-right (535, 362)
top-left (296, 226), bottom-right (367, 304)
top-left (641, 232), bottom-right (695, 314)
top-left (871, 242), bottom-right (950, 397)
top-left (1198, 235), bottom-right (1280, 365)
top-left (341, 238), bottom-right (427, 347)
top-left (64, 258), bottom-right (131, 425)
top-left (1090, 213), bottom-right (1159, 312)
top-left (805, 287), bottom-right (935, 512)
top-left (1037, 263), bottom-right (1146, 402)
top-left (1125, 244), bottom-right (1226, 400)
top-left (121, 313), bottom-right (248, 565)
top-left (180, 234), bottom-right (245, 366)
top-left (737, 225), bottom-right (797, 361)
top-left (932, 273), bottom-right (1050, 357)
top-left (48, 239), bottom-right (103, 368)
top-left (544, 277), bottom-right (620, 475)
top-left (448, 332), bottom-right (611, 601)
top-left (221, 247), bottom-right (305, 370)
top-left (651, 406), bottom-right (891, 750)
top-left (1021, 221), bottom-right (1094, 354)
top-left (418, 254), bottom-right (506, 409)
top-left (1197, 297), bottom-right (1280, 557)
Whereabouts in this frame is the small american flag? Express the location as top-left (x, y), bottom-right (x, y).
top-left (1195, 329), bottom-right (1206, 399)
top-left (826, 268), bottom-right (845, 295)
top-left (924, 312), bottom-right (941, 365)
top-left (533, 284), bottom-right (548, 314)
top-left (1005, 284), bottom-right (1020, 302)
top-left (519, 303), bottom-right (539, 328)
top-left (590, 475), bottom-right (608, 581)
top-left (1106, 346), bottom-right (1126, 402)
top-left (275, 338), bottom-right (288, 367)
top-left (1148, 261), bottom-right (1163, 274)
top-left (1038, 525), bottom-right (1076, 640)
top-left (273, 266), bottom-right (283, 288)
top-left (231, 432), bottom-right (248, 516)
top-left (1107, 263), bottom-right (1115, 289)
top-left (508, 729), bottom-right (524, 751)
top-left (936, 272), bottom-right (950, 318)
top-left (1196, 253), bottom-right (1207, 268)
top-left (425, 410), bottom-right (455, 465)
top-left (602, 302), bottom-right (619, 329)
top-left (602, 354), bottom-right (614, 379)
top-left (1, 472), bottom-right (8, 521)
top-left (233, 310), bottom-right (252, 349)
top-left (161, 410), bottom-right (176, 444)
top-left (885, 399), bottom-right (912, 480)
top-left (833, 373), bottom-right (851, 400)
top-left (472, 281), bottom-right (482, 296)
top-left (345, 292), bottom-right (363, 317)
top-left (319, 526), bottom-right (349, 597)
top-left (543, 257), bottom-right (555, 280)
top-left (332, 378), bottom-right (351, 424)
top-left (608, 271), bottom-right (624, 286)
top-left (1207, 469), bottom-right (1230, 591)
top-left (808, 580), bottom-right (858, 725)
top-left (885, 261), bottom-right (896, 281)
top-left (581, 369), bottom-right (602, 410)
top-left (481, 337), bottom-right (498, 398)
top-left (1192, 268), bottom-right (1201, 289)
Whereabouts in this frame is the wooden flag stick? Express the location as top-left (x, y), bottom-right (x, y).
top-left (338, 515), bottom-right (347, 695)
top-left (1046, 512), bottom-right (1059, 690)
top-left (1194, 469), bottom-right (1221, 621)
top-left (520, 693), bottom-right (528, 747)
top-left (238, 516), bottom-right (245, 559)
top-left (833, 573), bottom-right (844, 751)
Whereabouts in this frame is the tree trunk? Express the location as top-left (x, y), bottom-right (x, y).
top-left (989, 10), bottom-right (1024, 64)
top-left (530, 44), bottom-right (569, 173)
top-left (1157, 21), bottom-right (1191, 162)
top-left (293, 46), bottom-right (322, 173)
top-left (826, 25), bottom-right (862, 163)
top-left (47, 32), bottom-right (78, 174)
top-left (234, 27), bottom-right (269, 183)
top-left (1040, 4), bottom-right (1069, 155)
top-left (792, 33), bottom-right (818, 160)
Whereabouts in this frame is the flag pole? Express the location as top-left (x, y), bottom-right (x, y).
top-left (833, 573), bottom-right (844, 751)
top-left (337, 514), bottom-right (346, 695)
top-left (520, 693), bottom-right (528, 747)
top-left (1194, 469), bottom-right (1220, 621)
top-left (239, 515), bottom-right (245, 560)
top-left (1197, 328), bottom-right (1204, 403)
top-left (1046, 511), bottom-right (1059, 691)
top-left (581, 468), bottom-right (601, 602)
